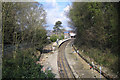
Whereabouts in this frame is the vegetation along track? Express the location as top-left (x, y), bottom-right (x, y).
top-left (57, 39), bottom-right (76, 79)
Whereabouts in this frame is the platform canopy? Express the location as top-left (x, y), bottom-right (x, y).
top-left (69, 33), bottom-right (76, 36)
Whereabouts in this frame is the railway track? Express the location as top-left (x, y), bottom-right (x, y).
top-left (57, 40), bottom-right (76, 79)
top-left (57, 39), bottom-right (117, 79)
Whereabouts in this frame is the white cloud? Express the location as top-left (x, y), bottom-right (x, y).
top-left (63, 5), bottom-right (71, 12)
top-left (43, 1), bottom-right (71, 30)
top-left (45, 0), bottom-right (56, 2)
top-left (46, 7), bottom-right (60, 26)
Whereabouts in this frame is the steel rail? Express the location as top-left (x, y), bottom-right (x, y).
top-left (57, 40), bottom-right (76, 79)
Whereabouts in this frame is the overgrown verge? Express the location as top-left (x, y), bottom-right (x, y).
top-left (2, 48), bottom-right (55, 78)
top-left (75, 44), bottom-right (118, 75)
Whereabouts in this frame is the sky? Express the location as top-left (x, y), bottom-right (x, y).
top-left (35, 0), bottom-right (72, 30)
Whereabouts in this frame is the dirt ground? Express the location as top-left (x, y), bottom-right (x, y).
top-left (39, 41), bottom-right (104, 78)
top-left (38, 40), bottom-right (118, 79)
top-left (39, 43), bottom-right (60, 78)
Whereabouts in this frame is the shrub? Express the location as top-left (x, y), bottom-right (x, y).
top-left (50, 34), bottom-right (59, 42)
top-left (59, 34), bottom-right (64, 40)
top-left (2, 48), bottom-right (55, 78)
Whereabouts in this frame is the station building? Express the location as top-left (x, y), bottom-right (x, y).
top-left (64, 31), bottom-right (76, 39)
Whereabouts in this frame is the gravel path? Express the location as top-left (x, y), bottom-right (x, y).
top-left (65, 40), bottom-right (105, 78)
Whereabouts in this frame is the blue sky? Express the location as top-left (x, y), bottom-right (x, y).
top-left (35, 0), bottom-right (72, 30)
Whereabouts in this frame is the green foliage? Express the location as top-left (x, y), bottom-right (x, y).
top-left (69, 2), bottom-right (118, 51)
top-left (50, 34), bottom-right (64, 42)
top-left (2, 2), bottom-right (55, 78)
top-left (2, 2), bottom-right (48, 55)
top-left (82, 47), bottom-right (118, 73)
top-left (68, 2), bottom-right (119, 74)
top-left (54, 21), bottom-right (62, 28)
top-left (45, 70), bottom-right (56, 78)
top-left (2, 2), bottom-right (47, 44)
top-left (50, 34), bottom-right (59, 42)
top-left (59, 34), bottom-right (64, 40)
top-left (53, 21), bottom-right (63, 35)
top-left (2, 48), bottom-right (55, 78)
top-left (34, 28), bottom-right (48, 51)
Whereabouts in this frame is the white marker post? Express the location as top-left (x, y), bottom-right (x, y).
top-left (100, 66), bottom-right (102, 79)
top-left (92, 61), bottom-right (95, 77)
top-left (92, 62), bottom-right (94, 70)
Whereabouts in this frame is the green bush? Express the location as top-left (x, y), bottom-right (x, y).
top-left (50, 34), bottom-right (59, 42)
top-left (34, 29), bottom-right (48, 52)
top-left (2, 48), bottom-right (55, 78)
top-left (59, 34), bottom-right (64, 40)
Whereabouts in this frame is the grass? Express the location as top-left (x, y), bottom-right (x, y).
top-left (77, 45), bottom-right (118, 74)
